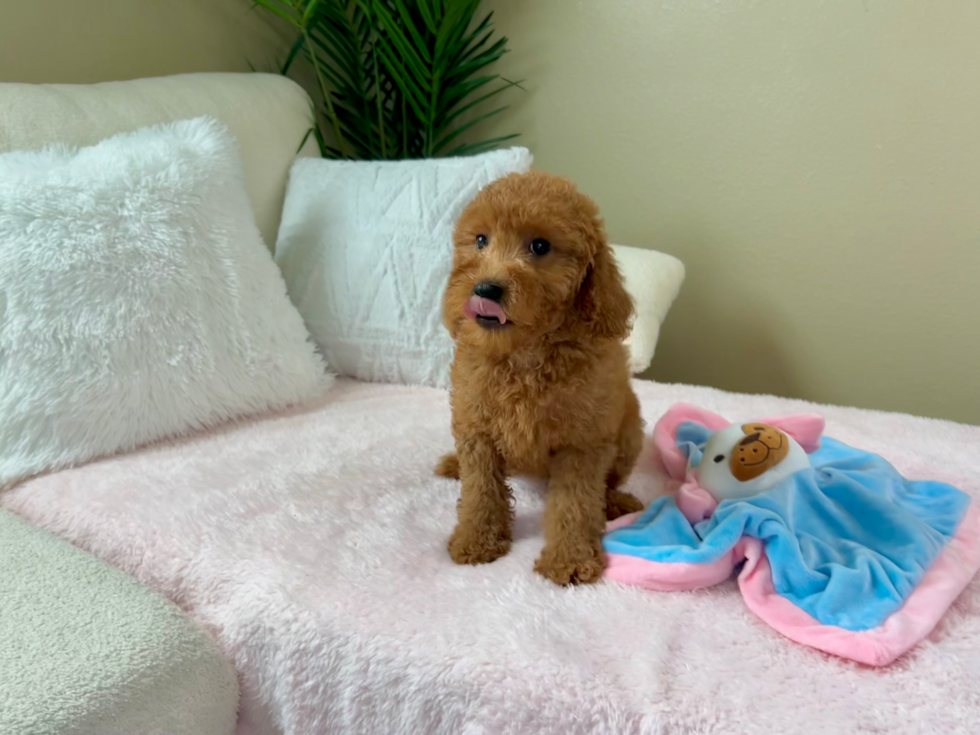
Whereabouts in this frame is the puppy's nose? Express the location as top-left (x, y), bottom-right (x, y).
top-left (473, 282), bottom-right (505, 302)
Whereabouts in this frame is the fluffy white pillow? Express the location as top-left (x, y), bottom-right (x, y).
top-left (0, 117), bottom-right (329, 489)
top-left (275, 148), bottom-right (534, 388)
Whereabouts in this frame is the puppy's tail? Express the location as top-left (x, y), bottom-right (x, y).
top-left (434, 453), bottom-right (460, 480)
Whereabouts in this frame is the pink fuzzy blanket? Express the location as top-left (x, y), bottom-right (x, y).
top-left (5, 379), bottom-right (980, 735)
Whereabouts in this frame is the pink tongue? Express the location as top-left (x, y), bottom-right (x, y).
top-left (464, 295), bottom-right (507, 324)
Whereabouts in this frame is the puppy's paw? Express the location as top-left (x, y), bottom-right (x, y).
top-left (448, 521), bottom-right (511, 565)
top-left (534, 539), bottom-right (605, 586)
top-left (605, 489), bottom-right (644, 520)
top-left (434, 452), bottom-right (460, 479)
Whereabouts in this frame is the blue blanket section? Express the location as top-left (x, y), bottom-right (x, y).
top-left (604, 437), bottom-right (971, 631)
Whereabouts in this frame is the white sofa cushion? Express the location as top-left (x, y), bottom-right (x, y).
top-left (275, 149), bottom-right (534, 388)
top-left (0, 72), bottom-right (318, 248)
top-left (0, 116), bottom-right (328, 489)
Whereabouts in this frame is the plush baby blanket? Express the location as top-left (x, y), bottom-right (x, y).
top-left (603, 403), bottom-right (980, 666)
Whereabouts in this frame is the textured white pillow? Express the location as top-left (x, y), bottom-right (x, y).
top-left (275, 148), bottom-right (534, 387)
top-left (0, 117), bottom-right (329, 489)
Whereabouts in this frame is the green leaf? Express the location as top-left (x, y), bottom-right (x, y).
top-left (500, 76), bottom-right (528, 93)
top-left (375, 42), bottom-right (429, 121)
top-left (394, 1), bottom-right (432, 65)
top-left (313, 124), bottom-right (330, 157)
top-left (416, 0), bottom-right (437, 34)
top-left (307, 49), bottom-right (347, 91)
top-left (296, 126), bottom-right (316, 154)
top-left (373, 2), bottom-right (432, 88)
top-left (453, 11), bottom-right (495, 65)
top-left (448, 133), bottom-right (520, 157)
top-left (433, 105), bottom-right (508, 154)
top-left (301, 0), bottom-right (321, 24)
top-left (434, 78), bottom-right (522, 136)
top-left (250, 0), bottom-right (300, 26)
top-left (437, 73), bottom-right (498, 116)
top-left (433, 0), bottom-right (470, 63)
top-left (280, 35), bottom-right (306, 75)
top-left (308, 31), bottom-right (362, 88)
top-left (248, 0), bottom-right (521, 161)
top-left (445, 42), bottom-right (508, 86)
top-left (455, 28), bottom-right (495, 68)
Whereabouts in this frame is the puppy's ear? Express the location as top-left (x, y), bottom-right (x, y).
top-left (576, 243), bottom-right (634, 340)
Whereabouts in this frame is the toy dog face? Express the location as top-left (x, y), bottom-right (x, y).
top-left (697, 421), bottom-right (810, 501)
top-left (730, 423), bottom-right (790, 481)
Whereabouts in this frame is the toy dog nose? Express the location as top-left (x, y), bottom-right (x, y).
top-left (472, 282), bottom-right (505, 302)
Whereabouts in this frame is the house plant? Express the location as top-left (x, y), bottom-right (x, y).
top-left (250, 0), bottom-right (522, 159)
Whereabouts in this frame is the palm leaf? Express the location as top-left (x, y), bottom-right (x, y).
top-left (373, 3), bottom-right (432, 92)
top-left (393, 1), bottom-right (432, 64)
top-left (251, 0), bottom-right (522, 159)
top-left (448, 133), bottom-right (520, 157)
top-left (432, 104), bottom-right (506, 153)
top-left (280, 35), bottom-right (307, 74)
top-left (250, 0), bottom-right (301, 25)
top-left (416, 0), bottom-right (438, 33)
top-left (434, 77), bottom-right (521, 137)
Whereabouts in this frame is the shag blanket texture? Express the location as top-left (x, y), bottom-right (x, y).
top-left (4, 379), bottom-right (980, 735)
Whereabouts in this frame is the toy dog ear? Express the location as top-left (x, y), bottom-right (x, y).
top-left (676, 421), bottom-right (714, 468)
top-left (576, 242), bottom-right (634, 340)
top-left (653, 403), bottom-right (731, 480)
top-left (757, 414), bottom-right (826, 453)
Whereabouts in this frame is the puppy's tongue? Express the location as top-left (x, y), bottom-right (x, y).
top-left (464, 295), bottom-right (507, 324)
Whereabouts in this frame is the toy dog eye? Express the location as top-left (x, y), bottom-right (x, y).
top-left (476, 234), bottom-right (488, 250)
top-left (713, 455), bottom-right (725, 463)
top-left (530, 238), bottom-right (551, 256)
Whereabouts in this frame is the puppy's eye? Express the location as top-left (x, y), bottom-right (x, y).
top-left (530, 238), bottom-right (551, 256)
top-left (475, 234), bottom-right (488, 250)
top-left (713, 455), bottom-right (725, 463)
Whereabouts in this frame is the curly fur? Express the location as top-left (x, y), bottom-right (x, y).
top-left (437, 171), bottom-right (645, 585)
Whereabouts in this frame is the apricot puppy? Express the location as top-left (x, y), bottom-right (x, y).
top-left (437, 171), bottom-right (644, 585)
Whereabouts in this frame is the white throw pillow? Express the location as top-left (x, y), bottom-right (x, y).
top-left (611, 244), bottom-right (686, 374)
top-left (275, 148), bottom-right (534, 388)
top-left (0, 117), bottom-right (329, 489)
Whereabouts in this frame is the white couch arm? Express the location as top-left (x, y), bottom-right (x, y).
top-left (0, 510), bottom-right (238, 735)
top-left (610, 244), bottom-right (685, 374)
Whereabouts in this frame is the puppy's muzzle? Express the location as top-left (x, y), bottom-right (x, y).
top-left (465, 281), bottom-right (509, 328)
top-left (473, 282), bottom-right (505, 302)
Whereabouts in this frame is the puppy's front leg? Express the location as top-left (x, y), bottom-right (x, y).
top-left (448, 434), bottom-right (513, 565)
top-left (534, 446), bottom-right (614, 585)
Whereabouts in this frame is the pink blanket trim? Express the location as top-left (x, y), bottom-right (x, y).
top-left (737, 500), bottom-right (980, 666)
top-left (606, 503), bottom-right (980, 665)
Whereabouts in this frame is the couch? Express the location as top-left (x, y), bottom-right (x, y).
top-left (2, 73), bottom-right (979, 735)
top-left (0, 71), bottom-right (676, 733)
top-left (0, 509), bottom-right (238, 734)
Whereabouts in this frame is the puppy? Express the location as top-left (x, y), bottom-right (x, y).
top-left (436, 171), bottom-right (644, 585)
